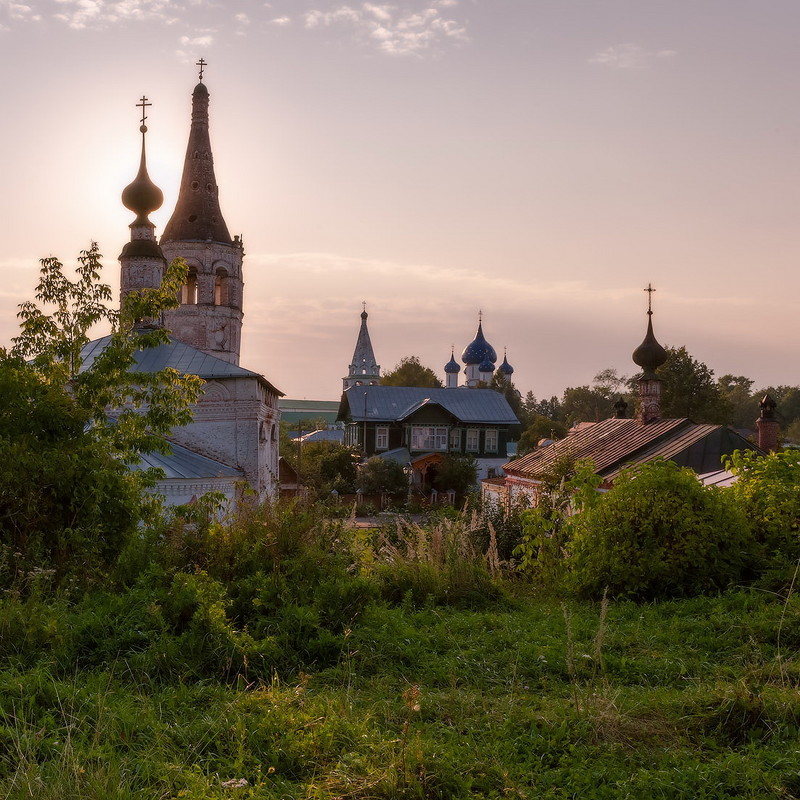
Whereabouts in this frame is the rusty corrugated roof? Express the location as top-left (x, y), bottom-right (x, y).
top-left (503, 417), bottom-right (758, 481)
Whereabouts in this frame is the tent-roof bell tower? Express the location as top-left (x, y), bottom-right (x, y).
top-left (160, 59), bottom-right (244, 366)
top-left (343, 303), bottom-right (381, 391)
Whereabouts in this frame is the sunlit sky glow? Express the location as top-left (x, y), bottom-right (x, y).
top-left (2, 0), bottom-right (799, 400)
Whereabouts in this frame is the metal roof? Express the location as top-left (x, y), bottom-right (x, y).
top-left (129, 440), bottom-right (243, 479)
top-left (504, 417), bottom-right (760, 480)
top-left (338, 386), bottom-right (519, 425)
top-left (80, 335), bottom-right (282, 395)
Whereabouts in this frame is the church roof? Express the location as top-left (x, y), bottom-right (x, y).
top-left (503, 417), bottom-right (760, 482)
top-left (347, 308), bottom-right (379, 376)
top-left (80, 334), bottom-right (283, 396)
top-left (338, 385), bottom-right (519, 425)
top-left (129, 439), bottom-right (243, 479)
top-left (161, 80), bottom-right (232, 244)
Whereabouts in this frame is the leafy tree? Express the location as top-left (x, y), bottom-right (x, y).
top-left (717, 374), bottom-right (759, 429)
top-left (514, 457), bottom-right (601, 587)
top-left (0, 244), bottom-right (202, 589)
top-left (356, 457), bottom-right (408, 494)
top-left (651, 346), bottom-right (731, 424)
top-left (432, 454), bottom-right (478, 495)
top-left (726, 449), bottom-right (800, 565)
top-left (490, 369), bottom-right (523, 420)
top-left (561, 385), bottom-right (616, 425)
top-left (516, 415), bottom-right (568, 455)
top-left (381, 356), bottom-right (442, 388)
top-left (569, 460), bottom-right (754, 599)
top-left (297, 441), bottom-right (359, 496)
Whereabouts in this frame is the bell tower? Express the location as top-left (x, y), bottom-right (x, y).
top-left (161, 60), bottom-right (244, 365)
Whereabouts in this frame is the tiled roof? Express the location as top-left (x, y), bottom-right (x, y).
top-left (339, 386), bottom-right (519, 425)
top-left (504, 417), bottom-right (759, 480)
top-left (80, 335), bottom-right (282, 395)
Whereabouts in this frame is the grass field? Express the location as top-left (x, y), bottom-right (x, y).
top-left (2, 581), bottom-right (799, 799)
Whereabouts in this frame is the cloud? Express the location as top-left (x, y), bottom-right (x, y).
top-left (589, 43), bottom-right (676, 70)
top-left (303, 1), bottom-right (469, 55)
top-left (270, 15), bottom-right (290, 25)
top-left (179, 33), bottom-right (213, 47)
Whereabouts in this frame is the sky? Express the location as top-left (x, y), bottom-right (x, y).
top-left (2, 0), bottom-right (800, 402)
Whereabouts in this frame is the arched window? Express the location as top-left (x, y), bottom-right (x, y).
top-left (182, 270), bottom-right (198, 305)
top-left (214, 268), bottom-right (229, 306)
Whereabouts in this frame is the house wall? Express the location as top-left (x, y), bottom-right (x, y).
top-left (168, 375), bottom-right (281, 498)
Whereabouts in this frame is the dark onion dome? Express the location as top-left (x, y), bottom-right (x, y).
top-left (444, 349), bottom-right (460, 374)
top-left (461, 321), bottom-right (497, 366)
top-left (122, 126), bottom-right (163, 224)
top-left (632, 312), bottom-right (667, 379)
top-left (499, 354), bottom-right (514, 375)
top-left (478, 357), bottom-right (495, 374)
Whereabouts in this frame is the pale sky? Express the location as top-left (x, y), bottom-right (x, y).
top-left (2, 0), bottom-right (799, 401)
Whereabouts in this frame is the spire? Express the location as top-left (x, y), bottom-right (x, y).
top-left (632, 284), bottom-right (667, 424)
top-left (343, 304), bottom-right (381, 390)
top-left (161, 63), bottom-right (232, 244)
top-left (121, 96), bottom-right (164, 228)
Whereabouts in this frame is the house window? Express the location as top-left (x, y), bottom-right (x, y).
top-left (411, 426), bottom-right (448, 451)
top-left (375, 426), bottom-right (389, 450)
top-left (466, 429), bottom-right (480, 452)
top-left (449, 428), bottom-right (461, 451)
top-left (485, 429), bottom-right (498, 453)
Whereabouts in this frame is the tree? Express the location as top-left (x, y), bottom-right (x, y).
top-left (561, 386), bottom-right (616, 425)
top-left (1, 244), bottom-right (202, 589)
top-left (522, 391), bottom-right (563, 423)
top-left (569, 460), bottom-right (754, 599)
top-left (651, 346), bottom-right (731, 424)
top-left (381, 356), bottom-right (442, 388)
top-left (516, 415), bottom-right (568, 455)
top-left (432, 454), bottom-right (478, 495)
top-left (490, 369), bottom-right (523, 420)
top-left (296, 441), bottom-right (359, 496)
top-left (717, 374), bottom-right (759, 429)
top-left (356, 457), bottom-right (408, 495)
top-left (726, 449), bottom-right (800, 565)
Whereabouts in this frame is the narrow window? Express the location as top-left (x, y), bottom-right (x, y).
top-left (466, 429), bottom-right (480, 452)
top-left (214, 268), bottom-right (229, 306)
top-left (484, 429), bottom-right (498, 453)
top-left (182, 270), bottom-right (198, 305)
top-left (375, 426), bottom-right (389, 450)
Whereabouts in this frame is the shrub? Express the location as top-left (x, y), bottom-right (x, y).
top-left (432, 454), bottom-right (478, 496)
top-left (568, 459), bottom-right (756, 599)
top-left (726, 449), bottom-right (800, 565)
top-left (356, 457), bottom-right (408, 495)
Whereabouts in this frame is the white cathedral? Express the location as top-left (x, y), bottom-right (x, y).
top-left (84, 70), bottom-right (282, 505)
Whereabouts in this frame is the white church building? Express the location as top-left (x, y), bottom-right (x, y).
top-left (85, 69), bottom-right (282, 505)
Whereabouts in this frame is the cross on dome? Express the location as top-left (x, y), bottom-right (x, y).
top-left (196, 58), bottom-right (207, 82)
top-left (136, 95), bottom-right (151, 131)
top-left (644, 283), bottom-right (656, 315)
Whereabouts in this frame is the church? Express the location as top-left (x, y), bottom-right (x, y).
top-left (82, 67), bottom-right (282, 505)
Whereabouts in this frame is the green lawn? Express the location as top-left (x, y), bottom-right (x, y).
top-left (2, 587), bottom-right (799, 799)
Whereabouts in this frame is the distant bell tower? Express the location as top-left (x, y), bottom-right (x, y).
top-left (160, 59), bottom-right (244, 365)
top-left (632, 284), bottom-right (668, 425)
top-left (119, 95), bottom-right (167, 327)
top-left (343, 304), bottom-right (381, 391)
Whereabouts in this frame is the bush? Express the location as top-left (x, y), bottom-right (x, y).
top-left (568, 459), bottom-right (756, 599)
top-left (356, 457), bottom-right (408, 495)
top-left (432, 454), bottom-right (478, 495)
top-left (726, 449), bottom-right (800, 565)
